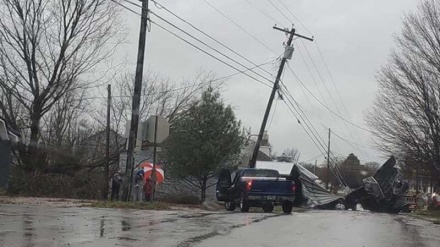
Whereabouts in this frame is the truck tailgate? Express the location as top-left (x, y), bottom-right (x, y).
top-left (248, 180), bottom-right (293, 195)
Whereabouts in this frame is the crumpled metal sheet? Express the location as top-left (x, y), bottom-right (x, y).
top-left (291, 164), bottom-right (343, 208)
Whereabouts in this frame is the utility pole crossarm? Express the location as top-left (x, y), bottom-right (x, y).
top-left (249, 25), bottom-right (313, 168)
top-left (272, 26), bottom-right (314, 41)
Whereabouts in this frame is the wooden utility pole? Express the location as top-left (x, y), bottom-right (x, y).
top-left (103, 84), bottom-right (111, 200)
top-left (326, 128), bottom-right (331, 189)
top-left (123, 0), bottom-right (149, 201)
top-left (249, 26), bottom-right (313, 168)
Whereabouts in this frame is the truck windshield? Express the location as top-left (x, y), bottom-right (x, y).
top-left (242, 169), bottom-right (279, 178)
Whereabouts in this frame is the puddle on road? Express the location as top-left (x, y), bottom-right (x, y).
top-left (121, 218), bottom-right (132, 231)
top-left (177, 213), bottom-right (284, 247)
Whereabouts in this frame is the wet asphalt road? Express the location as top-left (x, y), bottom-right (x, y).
top-left (1, 204), bottom-right (439, 247)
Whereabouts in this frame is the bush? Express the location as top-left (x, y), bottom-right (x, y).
top-left (8, 165), bottom-right (104, 199)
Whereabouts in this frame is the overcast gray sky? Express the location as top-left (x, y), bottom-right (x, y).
top-left (111, 0), bottom-right (421, 165)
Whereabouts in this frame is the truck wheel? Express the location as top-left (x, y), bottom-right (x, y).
top-left (262, 204), bottom-right (274, 213)
top-left (282, 201), bottom-right (293, 214)
top-left (240, 192), bottom-right (250, 212)
top-left (225, 202), bottom-right (236, 211)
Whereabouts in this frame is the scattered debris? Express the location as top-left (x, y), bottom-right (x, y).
top-left (345, 156), bottom-right (409, 213)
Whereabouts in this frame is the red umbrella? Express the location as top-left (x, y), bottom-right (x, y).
top-left (140, 161), bottom-right (165, 183)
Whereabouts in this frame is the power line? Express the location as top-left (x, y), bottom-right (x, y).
top-left (299, 40), bottom-right (343, 118)
top-left (286, 62), bottom-right (374, 134)
top-left (266, 0), bottom-right (292, 24)
top-left (121, 0), bottom-right (276, 86)
top-left (330, 129), bottom-right (377, 160)
top-left (276, 0), bottom-right (313, 36)
top-left (281, 78), bottom-right (345, 154)
top-left (294, 41), bottom-right (346, 152)
top-left (81, 60), bottom-right (276, 101)
top-left (281, 97), bottom-right (346, 186)
top-left (111, 0), bottom-right (145, 17)
top-left (280, 85), bottom-right (327, 152)
top-left (280, 82), bottom-right (327, 146)
top-left (279, 81), bottom-right (330, 158)
top-left (108, 0), bottom-right (279, 91)
top-left (150, 0), bottom-right (276, 78)
top-left (298, 39), bottom-right (367, 157)
top-left (242, 0), bottom-right (283, 27)
top-left (294, 40), bottom-right (330, 106)
top-left (279, 75), bottom-right (351, 186)
top-left (149, 18), bottom-right (273, 88)
top-left (331, 129), bottom-right (369, 150)
top-left (201, 0), bottom-right (277, 54)
top-left (314, 39), bottom-right (368, 147)
top-left (149, 11), bottom-right (275, 83)
top-left (280, 96), bottom-right (325, 157)
top-left (331, 151), bottom-right (377, 164)
top-left (302, 153), bottom-right (324, 163)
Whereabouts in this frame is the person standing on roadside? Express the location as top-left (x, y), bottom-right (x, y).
top-left (133, 166), bottom-right (144, 201)
top-left (144, 175), bottom-right (154, 202)
top-left (111, 170), bottom-right (122, 201)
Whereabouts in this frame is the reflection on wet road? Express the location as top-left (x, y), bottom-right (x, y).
top-left (198, 210), bottom-right (440, 247)
top-left (1, 204), bottom-right (439, 247)
top-left (0, 204), bottom-right (276, 247)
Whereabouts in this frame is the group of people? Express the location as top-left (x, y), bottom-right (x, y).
top-left (110, 165), bottom-right (154, 202)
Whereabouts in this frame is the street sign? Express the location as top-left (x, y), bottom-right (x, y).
top-left (146, 115), bottom-right (169, 144)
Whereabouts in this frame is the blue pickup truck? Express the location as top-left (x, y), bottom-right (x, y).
top-left (216, 168), bottom-right (297, 213)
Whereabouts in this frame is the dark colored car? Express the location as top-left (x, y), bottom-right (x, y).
top-left (216, 168), bottom-right (297, 213)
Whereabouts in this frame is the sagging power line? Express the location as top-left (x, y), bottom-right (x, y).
top-left (119, 0), bottom-right (277, 88)
top-left (201, 0), bottom-right (277, 54)
top-left (286, 63), bottom-right (375, 134)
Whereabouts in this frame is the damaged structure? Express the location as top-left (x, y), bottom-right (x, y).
top-left (256, 156), bottom-right (410, 213)
top-left (345, 156), bottom-right (409, 213)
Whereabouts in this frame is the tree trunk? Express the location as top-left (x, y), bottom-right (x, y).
top-left (29, 107), bottom-right (42, 171)
top-left (201, 175), bottom-right (207, 202)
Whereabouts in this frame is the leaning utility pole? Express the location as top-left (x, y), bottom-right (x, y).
top-left (122, 0), bottom-right (149, 201)
top-left (249, 26), bottom-right (313, 168)
top-left (103, 84), bottom-right (111, 200)
top-left (326, 128), bottom-right (331, 189)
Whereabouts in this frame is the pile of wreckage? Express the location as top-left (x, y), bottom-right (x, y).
top-left (257, 156), bottom-right (410, 213)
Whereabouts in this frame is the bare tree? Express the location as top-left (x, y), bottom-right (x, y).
top-left (366, 0), bottom-right (440, 184)
top-left (0, 0), bottom-right (122, 170)
top-left (279, 148), bottom-right (300, 162)
top-left (96, 71), bottom-right (225, 135)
